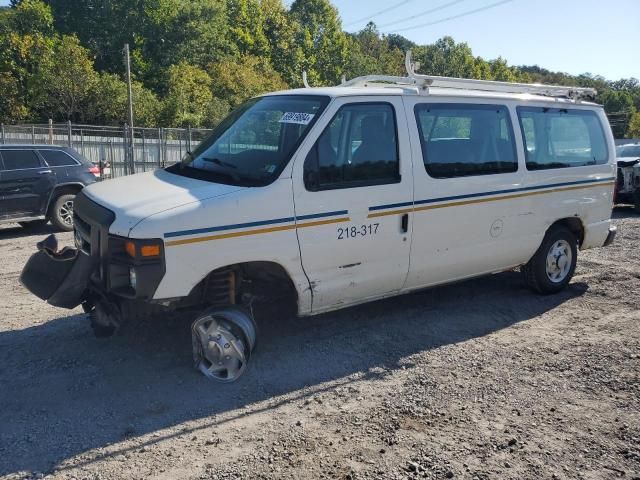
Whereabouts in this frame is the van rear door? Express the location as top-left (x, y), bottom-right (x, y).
top-left (403, 100), bottom-right (529, 289)
top-left (292, 96), bottom-right (413, 313)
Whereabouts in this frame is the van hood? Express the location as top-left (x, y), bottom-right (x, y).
top-left (82, 169), bottom-right (244, 235)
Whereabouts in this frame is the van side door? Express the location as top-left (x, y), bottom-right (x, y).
top-left (292, 97), bottom-right (414, 313)
top-left (403, 100), bottom-right (529, 289)
top-left (0, 149), bottom-right (56, 219)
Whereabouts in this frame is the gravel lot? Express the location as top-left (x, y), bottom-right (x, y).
top-left (1, 208), bottom-right (639, 480)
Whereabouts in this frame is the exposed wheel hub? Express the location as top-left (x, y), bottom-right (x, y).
top-left (192, 311), bottom-right (255, 382)
top-left (546, 239), bottom-right (572, 283)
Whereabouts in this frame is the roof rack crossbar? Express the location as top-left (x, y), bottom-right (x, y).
top-left (339, 51), bottom-right (597, 101)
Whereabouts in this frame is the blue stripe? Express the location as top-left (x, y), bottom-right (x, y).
top-left (297, 210), bottom-right (348, 221)
top-left (164, 210), bottom-right (349, 239)
top-left (370, 177), bottom-right (615, 212)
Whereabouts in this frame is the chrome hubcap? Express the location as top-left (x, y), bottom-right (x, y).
top-left (59, 200), bottom-right (74, 226)
top-left (192, 315), bottom-right (249, 382)
top-left (546, 239), bottom-right (572, 283)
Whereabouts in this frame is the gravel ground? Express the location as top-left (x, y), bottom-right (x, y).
top-left (1, 208), bottom-right (639, 480)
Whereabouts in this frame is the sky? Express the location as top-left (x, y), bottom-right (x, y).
top-left (2, 0), bottom-right (638, 80)
top-left (329, 0), bottom-right (640, 80)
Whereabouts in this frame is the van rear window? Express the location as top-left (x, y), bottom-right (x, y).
top-left (517, 107), bottom-right (608, 170)
top-left (414, 103), bottom-right (518, 178)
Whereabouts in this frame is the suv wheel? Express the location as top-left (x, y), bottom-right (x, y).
top-left (633, 189), bottom-right (640, 213)
top-left (522, 226), bottom-right (578, 295)
top-left (50, 194), bottom-right (76, 231)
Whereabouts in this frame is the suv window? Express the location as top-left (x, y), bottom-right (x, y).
top-left (517, 107), bottom-right (608, 170)
top-left (414, 103), bottom-right (518, 178)
top-left (304, 102), bottom-right (399, 190)
top-left (0, 149), bottom-right (42, 170)
top-left (39, 149), bottom-right (78, 167)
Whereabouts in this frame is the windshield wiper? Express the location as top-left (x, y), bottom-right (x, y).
top-left (201, 157), bottom-right (244, 182)
top-left (203, 157), bottom-right (238, 169)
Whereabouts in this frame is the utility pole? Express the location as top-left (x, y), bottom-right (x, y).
top-left (123, 43), bottom-right (135, 174)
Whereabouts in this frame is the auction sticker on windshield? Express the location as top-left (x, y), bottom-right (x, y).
top-left (280, 112), bottom-right (315, 125)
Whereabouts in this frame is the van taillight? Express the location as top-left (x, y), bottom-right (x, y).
top-left (88, 165), bottom-right (100, 177)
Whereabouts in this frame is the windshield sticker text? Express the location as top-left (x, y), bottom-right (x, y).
top-left (280, 112), bottom-right (315, 125)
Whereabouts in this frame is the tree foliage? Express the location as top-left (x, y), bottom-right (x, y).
top-left (0, 0), bottom-right (638, 137)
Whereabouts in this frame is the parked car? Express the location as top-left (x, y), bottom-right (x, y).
top-left (20, 54), bottom-right (617, 382)
top-left (615, 143), bottom-right (640, 211)
top-left (0, 145), bottom-right (99, 231)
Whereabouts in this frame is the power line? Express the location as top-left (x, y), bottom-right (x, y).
top-left (389, 0), bottom-right (516, 33)
top-left (377, 0), bottom-right (470, 29)
top-left (344, 0), bottom-right (418, 27)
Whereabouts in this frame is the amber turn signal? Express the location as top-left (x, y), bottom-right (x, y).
top-left (125, 241), bottom-right (136, 258)
top-left (140, 245), bottom-right (161, 257)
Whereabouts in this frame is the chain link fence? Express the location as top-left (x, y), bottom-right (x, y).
top-left (0, 121), bottom-right (213, 179)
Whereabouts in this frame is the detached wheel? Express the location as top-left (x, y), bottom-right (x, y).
top-left (191, 307), bottom-right (257, 382)
top-left (522, 226), bottom-right (578, 295)
top-left (50, 194), bottom-right (75, 231)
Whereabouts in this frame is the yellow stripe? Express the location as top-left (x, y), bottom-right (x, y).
top-left (368, 181), bottom-right (614, 218)
top-left (166, 217), bottom-right (350, 247)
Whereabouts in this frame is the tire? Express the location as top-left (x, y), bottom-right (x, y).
top-left (49, 194), bottom-right (76, 231)
top-left (522, 226), bottom-right (578, 295)
top-left (19, 220), bottom-right (48, 230)
top-left (191, 306), bottom-right (257, 382)
top-left (633, 189), bottom-right (640, 214)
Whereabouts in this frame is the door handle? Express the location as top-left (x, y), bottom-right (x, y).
top-left (401, 213), bottom-right (409, 233)
top-left (38, 170), bottom-right (53, 175)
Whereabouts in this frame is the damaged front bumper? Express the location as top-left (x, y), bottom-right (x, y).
top-left (20, 235), bottom-right (96, 309)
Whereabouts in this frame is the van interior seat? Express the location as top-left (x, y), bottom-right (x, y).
top-left (352, 116), bottom-right (395, 165)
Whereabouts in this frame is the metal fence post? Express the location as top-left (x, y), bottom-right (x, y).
top-left (141, 128), bottom-right (146, 172)
top-left (158, 127), bottom-right (163, 168)
top-left (123, 124), bottom-right (129, 175)
top-left (67, 120), bottom-right (72, 147)
top-left (31, 125), bottom-right (36, 144)
top-left (187, 125), bottom-right (192, 153)
top-left (48, 119), bottom-right (53, 145)
top-left (80, 129), bottom-right (85, 154)
top-left (1, 124), bottom-right (4, 144)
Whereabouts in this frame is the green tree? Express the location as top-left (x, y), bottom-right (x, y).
top-left (260, 0), bottom-right (302, 86)
top-left (226, 0), bottom-right (268, 56)
top-left (33, 34), bottom-right (98, 121)
top-left (161, 62), bottom-right (213, 127)
top-left (290, 0), bottom-right (349, 86)
top-left (626, 112), bottom-right (640, 138)
top-left (208, 55), bottom-right (287, 108)
top-left (345, 23), bottom-right (404, 79)
top-left (412, 37), bottom-right (483, 79)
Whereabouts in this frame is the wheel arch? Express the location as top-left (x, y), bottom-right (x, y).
top-left (548, 216), bottom-right (585, 247)
top-left (187, 260), bottom-right (301, 314)
top-left (47, 183), bottom-right (84, 215)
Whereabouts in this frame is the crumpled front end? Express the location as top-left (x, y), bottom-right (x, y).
top-left (20, 235), bottom-right (96, 309)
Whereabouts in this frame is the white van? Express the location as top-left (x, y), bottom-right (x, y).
top-left (21, 55), bottom-right (617, 382)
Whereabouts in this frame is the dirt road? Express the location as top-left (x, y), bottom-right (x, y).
top-left (1, 209), bottom-right (639, 480)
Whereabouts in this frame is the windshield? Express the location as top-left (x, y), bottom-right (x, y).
top-left (167, 95), bottom-right (330, 186)
top-left (616, 145), bottom-right (640, 158)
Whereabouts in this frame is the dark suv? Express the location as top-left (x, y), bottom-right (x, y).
top-left (0, 145), bottom-right (98, 231)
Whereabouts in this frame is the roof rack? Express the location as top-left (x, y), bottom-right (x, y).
top-left (338, 51), bottom-right (597, 102)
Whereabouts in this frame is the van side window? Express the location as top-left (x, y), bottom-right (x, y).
top-left (304, 103), bottom-right (400, 190)
top-left (0, 149), bottom-right (41, 170)
top-left (517, 107), bottom-right (608, 170)
top-left (414, 104), bottom-right (517, 178)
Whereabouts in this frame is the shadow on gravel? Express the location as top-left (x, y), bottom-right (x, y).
top-left (0, 272), bottom-right (588, 476)
top-left (0, 222), bottom-right (58, 239)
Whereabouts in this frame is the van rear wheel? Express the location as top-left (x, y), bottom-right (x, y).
top-left (191, 307), bottom-right (257, 382)
top-left (523, 226), bottom-right (577, 295)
